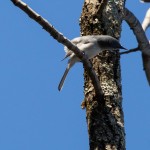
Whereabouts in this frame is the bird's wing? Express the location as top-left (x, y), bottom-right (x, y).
top-left (72, 36), bottom-right (94, 45)
top-left (62, 36), bottom-right (91, 60)
top-left (62, 38), bottom-right (81, 61)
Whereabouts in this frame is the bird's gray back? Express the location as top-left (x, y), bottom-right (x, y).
top-left (73, 35), bottom-right (122, 50)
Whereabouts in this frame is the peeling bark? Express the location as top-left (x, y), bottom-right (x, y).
top-left (80, 0), bottom-right (126, 149)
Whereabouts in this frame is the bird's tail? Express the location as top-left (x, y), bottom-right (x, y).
top-left (58, 66), bottom-right (70, 91)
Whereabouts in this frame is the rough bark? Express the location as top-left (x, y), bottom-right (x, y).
top-left (80, 0), bottom-right (126, 150)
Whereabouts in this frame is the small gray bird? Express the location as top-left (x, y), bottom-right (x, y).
top-left (58, 35), bottom-right (127, 91)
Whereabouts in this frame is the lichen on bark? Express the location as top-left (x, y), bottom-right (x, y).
top-left (80, 0), bottom-right (126, 149)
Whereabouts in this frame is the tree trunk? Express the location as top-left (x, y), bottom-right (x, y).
top-left (80, 0), bottom-right (126, 150)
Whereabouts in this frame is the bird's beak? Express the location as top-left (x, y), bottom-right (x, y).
top-left (121, 46), bottom-right (128, 50)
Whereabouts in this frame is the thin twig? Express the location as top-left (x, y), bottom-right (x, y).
top-left (120, 47), bottom-right (139, 55)
top-left (11, 0), bottom-right (104, 98)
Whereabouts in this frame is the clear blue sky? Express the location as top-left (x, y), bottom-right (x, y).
top-left (1, 0), bottom-right (150, 150)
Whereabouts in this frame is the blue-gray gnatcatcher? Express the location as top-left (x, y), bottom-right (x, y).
top-left (58, 35), bottom-right (127, 91)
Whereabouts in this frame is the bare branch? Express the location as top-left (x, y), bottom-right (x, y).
top-left (11, 0), bottom-right (103, 97)
top-left (124, 8), bottom-right (150, 85)
top-left (124, 8), bottom-right (150, 56)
